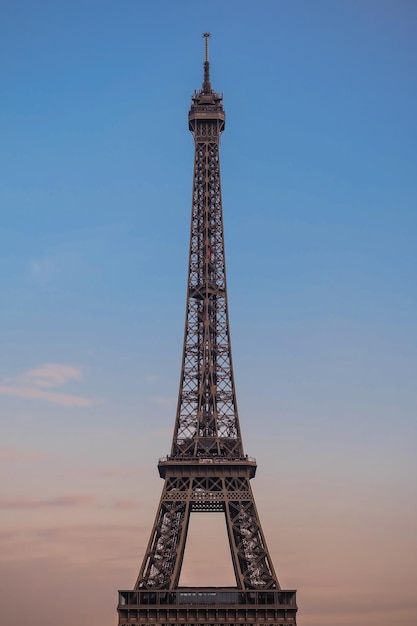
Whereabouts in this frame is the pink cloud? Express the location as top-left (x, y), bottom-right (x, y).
top-left (34, 523), bottom-right (143, 541)
top-left (20, 363), bottom-right (83, 388)
top-left (0, 523), bottom-right (146, 568)
top-left (0, 445), bottom-right (44, 461)
top-left (0, 385), bottom-right (97, 407)
top-left (74, 465), bottom-right (144, 479)
top-left (0, 495), bottom-right (98, 509)
top-left (0, 363), bottom-right (100, 406)
top-left (0, 495), bottom-right (143, 510)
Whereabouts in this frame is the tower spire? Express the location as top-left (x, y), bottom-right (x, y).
top-left (202, 32), bottom-right (212, 92)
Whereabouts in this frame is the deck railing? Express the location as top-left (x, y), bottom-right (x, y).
top-left (118, 588), bottom-right (296, 608)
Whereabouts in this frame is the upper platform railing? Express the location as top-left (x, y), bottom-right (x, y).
top-left (159, 455), bottom-right (256, 464)
top-left (118, 588), bottom-right (297, 608)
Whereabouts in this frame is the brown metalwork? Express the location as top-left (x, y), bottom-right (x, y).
top-left (117, 34), bottom-right (297, 626)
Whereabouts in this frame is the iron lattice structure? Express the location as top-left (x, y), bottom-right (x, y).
top-left (118, 35), bottom-right (297, 626)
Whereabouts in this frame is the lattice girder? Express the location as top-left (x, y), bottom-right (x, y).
top-left (135, 470), bottom-right (279, 591)
top-left (171, 125), bottom-right (243, 459)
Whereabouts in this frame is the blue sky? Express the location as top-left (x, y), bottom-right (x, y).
top-left (1, 2), bottom-right (417, 625)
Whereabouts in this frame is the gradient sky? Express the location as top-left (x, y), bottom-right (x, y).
top-left (1, 1), bottom-right (417, 625)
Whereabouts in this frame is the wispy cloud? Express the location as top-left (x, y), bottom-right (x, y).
top-left (0, 363), bottom-right (100, 407)
top-left (0, 385), bottom-right (96, 407)
top-left (0, 495), bottom-right (143, 511)
top-left (0, 522), bottom-right (146, 565)
top-left (19, 363), bottom-right (83, 388)
top-left (0, 445), bottom-right (45, 461)
top-left (74, 465), bottom-right (144, 479)
top-left (0, 495), bottom-right (98, 510)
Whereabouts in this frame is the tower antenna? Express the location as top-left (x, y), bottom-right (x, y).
top-left (203, 31), bottom-right (210, 62)
top-left (202, 32), bottom-right (212, 92)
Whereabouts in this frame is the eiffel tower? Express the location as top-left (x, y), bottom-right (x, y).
top-left (117, 34), bottom-right (298, 626)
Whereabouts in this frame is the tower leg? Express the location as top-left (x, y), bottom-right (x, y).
top-left (135, 477), bottom-right (191, 590)
top-left (120, 467), bottom-right (297, 625)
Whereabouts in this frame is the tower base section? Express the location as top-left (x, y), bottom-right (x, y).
top-left (118, 588), bottom-right (297, 626)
